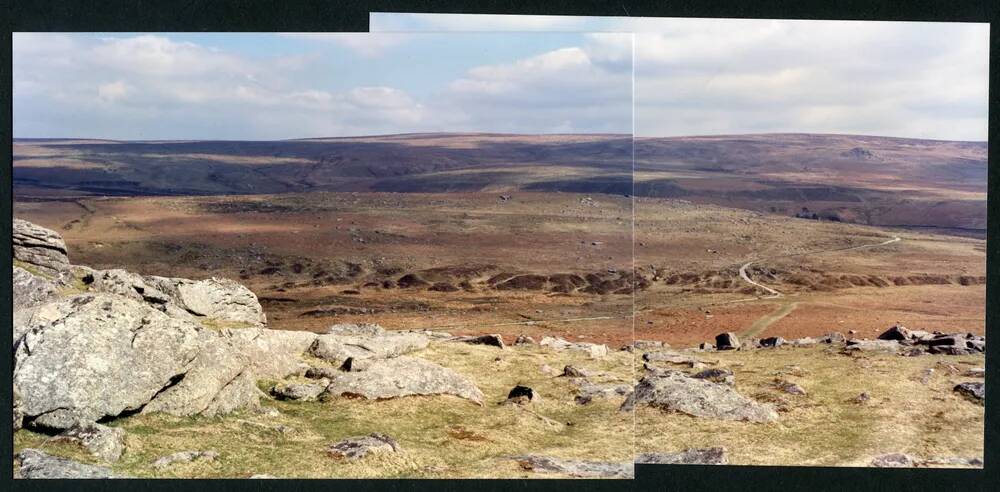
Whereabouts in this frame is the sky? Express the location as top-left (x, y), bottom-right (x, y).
top-left (372, 14), bottom-right (990, 141)
top-left (13, 32), bottom-right (632, 140)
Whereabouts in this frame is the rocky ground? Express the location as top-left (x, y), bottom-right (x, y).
top-left (12, 219), bottom-right (642, 479)
top-left (12, 218), bottom-right (986, 477)
top-left (633, 330), bottom-right (985, 467)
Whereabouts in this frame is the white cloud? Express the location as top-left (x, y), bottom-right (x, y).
top-left (279, 33), bottom-right (411, 57)
top-left (372, 14), bottom-right (989, 141)
top-left (14, 33), bottom-right (630, 139)
top-left (97, 80), bottom-right (131, 102)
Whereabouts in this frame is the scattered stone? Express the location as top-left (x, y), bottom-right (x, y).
top-left (574, 382), bottom-right (632, 404)
top-left (539, 336), bottom-right (608, 358)
top-left (877, 325), bottom-right (911, 341)
top-left (698, 342), bottom-right (715, 351)
top-left (322, 356), bottom-right (484, 404)
top-left (270, 383), bottom-right (326, 402)
top-left (954, 382), bottom-right (985, 405)
top-left (822, 332), bottom-right (846, 343)
top-left (715, 332), bottom-right (741, 350)
top-left (560, 365), bottom-right (591, 378)
top-left (642, 350), bottom-right (705, 368)
top-left (758, 337), bottom-right (785, 348)
top-left (505, 385), bottom-right (539, 404)
top-left (49, 423), bottom-right (126, 462)
top-left (621, 372), bottom-right (778, 422)
top-left (871, 453), bottom-right (915, 468)
top-left (153, 450), bottom-right (220, 469)
top-left (15, 449), bottom-right (124, 479)
top-left (789, 337), bottom-right (818, 347)
top-left (452, 333), bottom-right (505, 348)
top-left (843, 339), bottom-right (900, 354)
top-left (852, 392), bottom-right (871, 404)
top-left (305, 366), bottom-right (341, 380)
top-left (635, 447), bottom-right (727, 465)
top-left (513, 334), bottom-right (535, 345)
top-left (963, 367), bottom-right (985, 378)
top-left (327, 434), bottom-right (401, 460)
top-left (692, 368), bottom-right (735, 386)
top-left (633, 340), bottom-right (667, 350)
top-left (512, 455), bottom-right (633, 479)
top-left (774, 380), bottom-right (807, 396)
top-left (539, 364), bottom-right (556, 375)
top-left (920, 456), bottom-right (984, 467)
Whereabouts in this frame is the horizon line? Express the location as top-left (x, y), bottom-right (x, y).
top-left (11, 131), bottom-right (988, 144)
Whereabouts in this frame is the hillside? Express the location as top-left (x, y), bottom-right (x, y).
top-left (14, 132), bottom-right (986, 232)
top-left (635, 133), bottom-right (987, 233)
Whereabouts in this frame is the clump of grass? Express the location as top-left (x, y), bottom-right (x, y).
top-left (13, 260), bottom-right (54, 281)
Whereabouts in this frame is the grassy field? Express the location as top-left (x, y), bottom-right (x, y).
top-left (635, 344), bottom-right (985, 467)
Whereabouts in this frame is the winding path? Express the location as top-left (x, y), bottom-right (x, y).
top-left (737, 235), bottom-right (901, 299)
top-left (734, 235), bottom-right (901, 338)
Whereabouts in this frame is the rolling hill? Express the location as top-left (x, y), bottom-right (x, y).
top-left (14, 132), bottom-right (986, 232)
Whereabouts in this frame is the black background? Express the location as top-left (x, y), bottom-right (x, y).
top-left (2, 1), bottom-right (997, 491)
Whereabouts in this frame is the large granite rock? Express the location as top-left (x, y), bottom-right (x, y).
top-left (13, 266), bottom-right (62, 346)
top-left (322, 356), bottom-right (484, 404)
top-left (13, 266), bottom-right (59, 311)
top-left (229, 328), bottom-right (318, 380)
top-left (176, 277), bottom-right (267, 325)
top-left (13, 219), bottom-right (70, 277)
top-left (14, 294), bottom-right (203, 430)
top-left (142, 330), bottom-right (262, 417)
top-left (621, 372), bottom-right (778, 423)
top-left (310, 331), bottom-right (429, 363)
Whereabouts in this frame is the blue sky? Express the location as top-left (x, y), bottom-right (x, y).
top-left (373, 14), bottom-right (990, 141)
top-left (13, 32), bottom-right (631, 139)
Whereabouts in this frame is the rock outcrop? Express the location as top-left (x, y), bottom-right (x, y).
top-left (322, 356), bottom-right (484, 404)
top-left (310, 331), bottom-right (429, 363)
top-left (14, 294), bottom-right (203, 429)
top-left (176, 278), bottom-right (267, 325)
top-left (13, 219), bottom-right (71, 277)
top-left (621, 372), bottom-right (778, 423)
top-left (11, 219), bottom-right (296, 432)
